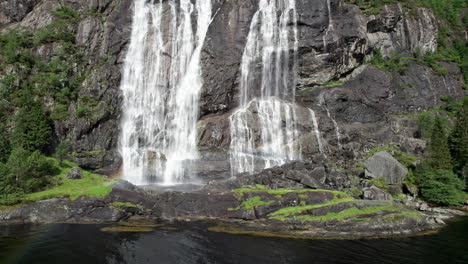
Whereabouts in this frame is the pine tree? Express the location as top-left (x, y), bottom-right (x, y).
top-left (429, 116), bottom-right (453, 170)
top-left (11, 99), bottom-right (51, 152)
top-left (449, 97), bottom-right (468, 178)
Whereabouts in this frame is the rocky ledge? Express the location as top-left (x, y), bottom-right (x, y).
top-left (1, 168), bottom-right (465, 239)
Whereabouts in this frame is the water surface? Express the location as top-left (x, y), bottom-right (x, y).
top-left (1, 217), bottom-right (467, 264)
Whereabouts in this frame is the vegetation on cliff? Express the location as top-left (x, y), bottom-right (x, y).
top-left (414, 98), bottom-right (467, 205)
top-left (0, 7), bottom-right (85, 206)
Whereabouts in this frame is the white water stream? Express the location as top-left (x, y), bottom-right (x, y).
top-left (119, 0), bottom-right (212, 185)
top-left (229, 0), bottom-right (304, 175)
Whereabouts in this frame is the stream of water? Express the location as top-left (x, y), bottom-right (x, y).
top-left (119, 0), bottom-right (212, 185)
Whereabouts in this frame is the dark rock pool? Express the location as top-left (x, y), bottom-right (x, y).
top-left (1, 217), bottom-right (467, 264)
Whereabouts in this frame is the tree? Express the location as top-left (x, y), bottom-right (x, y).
top-left (418, 169), bottom-right (465, 205)
top-left (2, 147), bottom-right (56, 193)
top-left (0, 115), bottom-right (10, 163)
top-left (11, 100), bottom-right (51, 152)
top-left (449, 97), bottom-right (468, 178)
top-left (54, 140), bottom-right (70, 165)
top-left (428, 116), bottom-right (452, 170)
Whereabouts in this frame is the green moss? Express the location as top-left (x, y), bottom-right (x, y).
top-left (232, 186), bottom-right (348, 199)
top-left (369, 178), bottom-right (389, 192)
top-left (294, 204), bottom-right (400, 222)
top-left (269, 197), bottom-right (355, 219)
top-left (323, 80), bottom-right (344, 88)
top-left (239, 196), bottom-right (274, 210)
top-left (403, 211), bottom-right (423, 219)
top-left (344, 187), bottom-right (364, 198)
top-left (111, 202), bottom-right (143, 210)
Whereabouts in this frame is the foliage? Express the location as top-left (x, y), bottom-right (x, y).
top-left (369, 49), bottom-right (412, 74)
top-left (52, 6), bottom-right (79, 22)
top-left (448, 97), bottom-right (468, 177)
top-left (54, 140), bottom-right (70, 165)
top-left (369, 178), bottom-right (389, 192)
top-left (428, 116), bottom-right (453, 170)
top-left (0, 148), bottom-right (58, 205)
top-left (417, 168), bottom-right (465, 205)
top-left (10, 100), bottom-right (52, 152)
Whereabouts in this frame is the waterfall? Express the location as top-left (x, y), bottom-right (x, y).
top-left (309, 109), bottom-right (325, 154)
top-left (119, 0), bottom-right (212, 185)
top-left (229, 0), bottom-right (300, 175)
top-left (323, 0), bottom-right (334, 51)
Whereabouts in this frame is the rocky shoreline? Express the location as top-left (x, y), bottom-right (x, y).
top-left (1, 176), bottom-right (465, 239)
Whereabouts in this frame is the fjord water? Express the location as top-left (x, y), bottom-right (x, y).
top-left (1, 218), bottom-right (467, 264)
top-left (119, 0), bottom-right (212, 185)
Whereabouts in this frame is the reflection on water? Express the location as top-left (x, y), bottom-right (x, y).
top-left (1, 218), bottom-right (467, 264)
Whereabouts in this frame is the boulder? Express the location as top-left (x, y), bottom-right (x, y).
top-left (403, 183), bottom-right (419, 197)
top-left (363, 186), bottom-right (393, 201)
top-left (365, 151), bottom-right (408, 185)
top-left (110, 180), bottom-right (136, 191)
top-left (66, 167), bottom-right (83, 180)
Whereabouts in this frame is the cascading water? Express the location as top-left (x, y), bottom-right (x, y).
top-left (323, 0), bottom-right (334, 51)
top-left (229, 0), bottom-right (301, 175)
top-left (119, 0), bottom-right (212, 185)
top-left (320, 96), bottom-right (342, 149)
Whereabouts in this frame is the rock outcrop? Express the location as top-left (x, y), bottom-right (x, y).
top-left (66, 167), bottom-right (83, 179)
top-left (0, 183), bottom-right (449, 238)
top-left (365, 151), bottom-right (408, 185)
top-left (363, 186), bottom-right (393, 201)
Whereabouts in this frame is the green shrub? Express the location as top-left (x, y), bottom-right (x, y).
top-left (52, 6), bottom-right (79, 22)
top-left (369, 178), bottom-right (389, 192)
top-left (76, 105), bottom-right (91, 119)
top-left (428, 116), bottom-right (452, 170)
top-left (449, 97), bottom-right (468, 177)
top-left (11, 100), bottom-right (52, 152)
top-left (1, 148), bottom-right (58, 193)
top-left (418, 169), bottom-right (465, 205)
top-left (54, 141), bottom-right (70, 165)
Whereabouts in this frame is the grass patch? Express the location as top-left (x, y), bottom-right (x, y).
top-left (22, 160), bottom-right (113, 202)
top-left (269, 197), bottom-right (355, 219)
top-left (232, 186), bottom-right (348, 199)
top-left (295, 204), bottom-right (400, 222)
top-left (240, 196), bottom-right (274, 210)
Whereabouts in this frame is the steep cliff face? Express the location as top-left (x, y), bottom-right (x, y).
top-left (1, 0), bottom-right (132, 173)
top-left (0, 0), bottom-right (464, 175)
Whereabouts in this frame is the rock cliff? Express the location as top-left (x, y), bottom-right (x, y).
top-left (1, 0), bottom-right (463, 174)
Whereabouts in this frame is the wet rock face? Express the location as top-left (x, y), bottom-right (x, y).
top-left (365, 151), bottom-right (408, 185)
top-left (0, 0), bottom-right (40, 25)
top-left (363, 186), bottom-right (393, 201)
top-left (1, 0), bottom-right (464, 174)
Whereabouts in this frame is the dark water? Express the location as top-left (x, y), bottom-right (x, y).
top-left (0, 218), bottom-right (467, 264)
